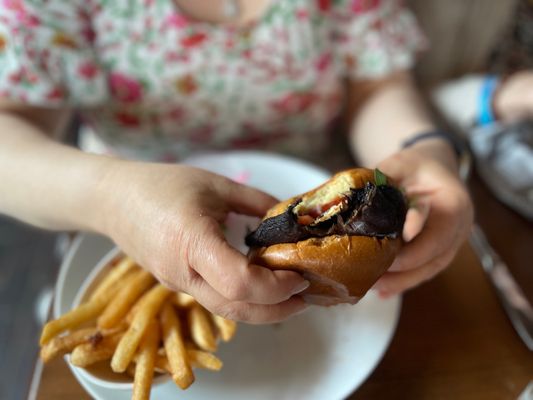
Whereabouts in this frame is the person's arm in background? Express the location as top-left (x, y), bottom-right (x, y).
top-left (347, 71), bottom-right (474, 297)
top-left (0, 102), bottom-right (308, 322)
top-left (494, 70), bottom-right (533, 122)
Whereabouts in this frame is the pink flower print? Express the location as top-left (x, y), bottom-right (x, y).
top-left (8, 68), bottom-right (23, 84)
top-left (20, 12), bottom-right (39, 28)
top-left (165, 51), bottom-right (189, 63)
top-left (315, 52), bottom-right (332, 73)
top-left (108, 72), bottom-right (143, 103)
top-left (189, 125), bottom-right (214, 144)
top-left (271, 92), bottom-right (316, 115)
top-left (216, 64), bottom-right (228, 75)
top-left (180, 32), bottom-right (207, 48)
top-left (351, 0), bottom-right (381, 14)
top-left (2, 0), bottom-right (23, 12)
top-left (296, 8), bottom-right (309, 20)
top-left (114, 111), bottom-right (141, 127)
top-left (225, 38), bottom-right (235, 50)
top-left (163, 12), bottom-right (188, 30)
top-left (242, 49), bottom-right (253, 59)
top-left (78, 62), bottom-right (99, 80)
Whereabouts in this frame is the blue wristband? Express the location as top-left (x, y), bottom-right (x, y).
top-left (478, 75), bottom-right (499, 126)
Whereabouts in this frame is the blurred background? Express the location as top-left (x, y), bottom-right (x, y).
top-left (1, 0), bottom-right (532, 399)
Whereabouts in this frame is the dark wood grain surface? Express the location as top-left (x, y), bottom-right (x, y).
top-left (33, 173), bottom-right (533, 400)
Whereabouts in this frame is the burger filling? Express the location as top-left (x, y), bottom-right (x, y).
top-left (245, 175), bottom-right (407, 248)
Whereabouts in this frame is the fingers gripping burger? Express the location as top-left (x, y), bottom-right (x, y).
top-left (245, 168), bottom-right (408, 306)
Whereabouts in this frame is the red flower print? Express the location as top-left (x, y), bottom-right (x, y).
top-left (351, 0), bottom-right (381, 14)
top-left (175, 74), bottom-right (198, 95)
top-left (166, 107), bottom-right (185, 122)
top-left (78, 62), bottom-right (98, 79)
top-left (231, 125), bottom-right (289, 148)
top-left (46, 87), bottom-right (65, 101)
top-left (108, 72), bottom-right (143, 103)
top-left (114, 111), bottom-right (141, 127)
top-left (163, 12), bottom-right (188, 30)
top-left (82, 26), bottom-right (96, 44)
top-left (317, 0), bottom-right (331, 12)
top-left (271, 92), bottom-right (316, 115)
top-left (52, 33), bottom-right (78, 49)
top-left (0, 35), bottom-right (6, 52)
top-left (180, 32), bottom-right (207, 48)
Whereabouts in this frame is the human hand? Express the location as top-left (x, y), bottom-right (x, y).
top-left (99, 161), bottom-right (309, 323)
top-left (372, 140), bottom-right (474, 297)
top-left (494, 70), bottom-right (533, 122)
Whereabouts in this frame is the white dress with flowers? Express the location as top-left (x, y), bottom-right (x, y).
top-left (0, 0), bottom-right (425, 161)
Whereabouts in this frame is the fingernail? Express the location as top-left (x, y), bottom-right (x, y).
top-left (291, 280), bottom-right (310, 295)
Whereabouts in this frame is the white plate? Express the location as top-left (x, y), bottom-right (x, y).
top-left (53, 151), bottom-right (401, 400)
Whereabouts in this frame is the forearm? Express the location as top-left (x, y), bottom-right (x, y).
top-left (348, 72), bottom-right (457, 171)
top-left (0, 111), bottom-right (115, 232)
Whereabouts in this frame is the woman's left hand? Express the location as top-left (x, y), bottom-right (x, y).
top-left (372, 140), bottom-right (474, 297)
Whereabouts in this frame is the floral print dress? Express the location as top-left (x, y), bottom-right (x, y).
top-left (0, 0), bottom-right (425, 161)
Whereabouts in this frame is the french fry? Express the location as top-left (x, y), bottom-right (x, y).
top-left (40, 272), bottom-right (138, 345)
top-left (154, 350), bottom-right (222, 372)
top-left (70, 331), bottom-right (124, 368)
top-left (98, 269), bottom-right (156, 329)
top-left (132, 320), bottom-right (160, 400)
top-left (172, 292), bottom-right (196, 308)
top-left (211, 314), bottom-right (237, 342)
top-left (40, 327), bottom-right (97, 363)
top-left (160, 302), bottom-right (194, 389)
top-left (189, 305), bottom-right (217, 352)
top-left (187, 349), bottom-right (223, 371)
top-left (90, 256), bottom-right (137, 301)
top-left (40, 324), bottom-right (126, 363)
top-left (111, 284), bottom-right (171, 372)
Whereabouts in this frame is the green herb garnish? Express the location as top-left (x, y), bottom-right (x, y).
top-left (374, 168), bottom-right (387, 186)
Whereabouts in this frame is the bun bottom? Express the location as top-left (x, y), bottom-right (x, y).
top-left (249, 235), bottom-right (401, 306)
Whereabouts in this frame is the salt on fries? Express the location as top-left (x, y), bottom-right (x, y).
top-left (39, 254), bottom-right (237, 400)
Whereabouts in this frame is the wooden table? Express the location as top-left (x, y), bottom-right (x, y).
top-left (32, 173), bottom-right (533, 400)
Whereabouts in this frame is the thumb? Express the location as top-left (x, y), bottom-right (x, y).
top-left (402, 199), bottom-right (430, 243)
top-left (216, 178), bottom-right (278, 217)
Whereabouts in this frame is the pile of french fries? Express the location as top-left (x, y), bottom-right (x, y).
top-left (39, 255), bottom-right (237, 400)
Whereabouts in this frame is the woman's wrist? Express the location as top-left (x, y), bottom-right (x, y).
top-left (401, 136), bottom-right (459, 174)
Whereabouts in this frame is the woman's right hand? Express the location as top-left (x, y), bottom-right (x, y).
top-left (97, 161), bottom-right (309, 323)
